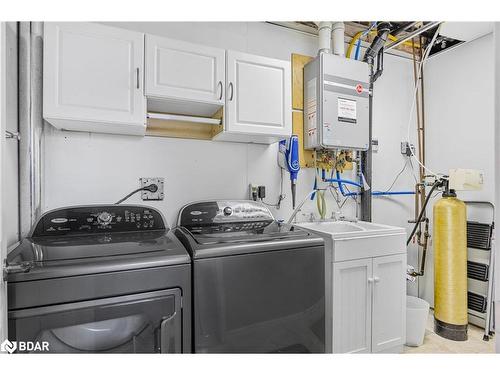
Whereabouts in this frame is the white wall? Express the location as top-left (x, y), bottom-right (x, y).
top-left (494, 23), bottom-right (500, 353)
top-left (1, 21), bottom-right (7, 344)
top-left (0, 21), bottom-right (18, 343)
top-left (3, 22), bottom-right (19, 247)
top-left (371, 53), bottom-right (420, 296)
top-left (420, 34), bottom-right (495, 305)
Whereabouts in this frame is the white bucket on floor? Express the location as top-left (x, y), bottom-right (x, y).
top-left (406, 295), bottom-right (430, 347)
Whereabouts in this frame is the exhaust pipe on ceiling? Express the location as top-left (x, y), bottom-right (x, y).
top-left (331, 22), bottom-right (345, 57)
top-left (316, 21), bottom-right (345, 56)
top-left (316, 21), bottom-right (332, 54)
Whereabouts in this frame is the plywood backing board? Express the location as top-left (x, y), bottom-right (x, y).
top-left (292, 53), bottom-right (313, 111)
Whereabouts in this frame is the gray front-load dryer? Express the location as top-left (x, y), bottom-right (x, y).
top-left (5, 205), bottom-right (191, 353)
top-left (175, 200), bottom-right (325, 353)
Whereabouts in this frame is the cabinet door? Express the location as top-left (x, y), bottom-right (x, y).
top-left (226, 50), bottom-right (291, 137)
top-left (371, 254), bottom-right (406, 353)
top-left (145, 35), bottom-right (225, 106)
top-left (332, 258), bottom-right (372, 353)
top-left (43, 22), bottom-right (145, 130)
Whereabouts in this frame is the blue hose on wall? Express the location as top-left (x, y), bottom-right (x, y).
top-left (331, 171), bottom-right (415, 197)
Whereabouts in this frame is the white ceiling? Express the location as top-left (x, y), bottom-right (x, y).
top-left (440, 22), bottom-right (493, 42)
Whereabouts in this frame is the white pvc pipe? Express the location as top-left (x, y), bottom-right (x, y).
top-left (317, 21), bottom-right (332, 54)
top-left (331, 22), bottom-right (345, 57)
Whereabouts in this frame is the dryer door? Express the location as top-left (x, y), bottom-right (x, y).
top-left (8, 289), bottom-right (182, 353)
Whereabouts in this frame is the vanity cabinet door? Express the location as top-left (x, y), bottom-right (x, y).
top-left (332, 258), bottom-right (372, 353)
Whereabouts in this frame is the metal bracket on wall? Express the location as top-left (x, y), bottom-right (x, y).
top-left (5, 130), bottom-right (20, 140)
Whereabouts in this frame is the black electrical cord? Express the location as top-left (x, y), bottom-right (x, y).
top-left (406, 180), bottom-right (441, 246)
top-left (115, 184), bottom-right (158, 205)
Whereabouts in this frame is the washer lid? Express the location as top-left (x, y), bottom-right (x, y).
top-left (177, 222), bottom-right (324, 260)
top-left (6, 232), bottom-right (190, 282)
top-left (187, 221), bottom-right (310, 245)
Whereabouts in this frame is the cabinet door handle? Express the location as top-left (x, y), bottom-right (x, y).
top-left (136, 68), bottom-right (140, 89)
top-left (367, 277), bottom-right (374, 284)
top-left (373, 276), bottom-right (380, 283)
top-left (228, 82), bottom-right (234, 101)
top-left (218, 81), bottom-right (223, 100)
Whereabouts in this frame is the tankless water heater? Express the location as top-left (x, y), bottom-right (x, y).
top-left (303, 53), bottom-right (370, 150)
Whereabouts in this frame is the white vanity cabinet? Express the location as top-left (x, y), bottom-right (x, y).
top-left (333, 253), bottom-right (406, 353)
top-left (214, 50), bottom-right (292, 144)
top-left (43, 22), bottom-right (146, 135)
top-left (295, 220), bottom-right (407, 354)
top-left (145, 35), bottom-right (225, 117)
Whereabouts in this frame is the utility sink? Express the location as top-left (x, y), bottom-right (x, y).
top-left (296, 220), bottom-right (406, 262)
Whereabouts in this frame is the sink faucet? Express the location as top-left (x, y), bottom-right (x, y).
top-left (331, 211), bottom-right (345, 221)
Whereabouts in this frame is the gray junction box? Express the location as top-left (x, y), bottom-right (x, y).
top-left (304, 53), bottom-right (370, 150)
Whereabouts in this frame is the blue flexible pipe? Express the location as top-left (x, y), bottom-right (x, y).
top-left (332, 170), bottom-right (361, 196)
top-left (323, 177), bottom-right (363, 188)
top-left (332, 171), bottom-right (414, 197)
top-left (336, 190), bottom-right (415, 197)
top-left (355, 38), bottom-right (362, 60)
top-left (372, 191), bottom-right (415, 196)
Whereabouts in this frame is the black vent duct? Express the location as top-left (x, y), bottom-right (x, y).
top-left (467, 261), bottom-right (489, 282)
top-left (467, 221), bottom-right (493, 250)
top-left (468, 292), bottom-right (487, 314)
top-left (363, 22), bottom-right (391, 65)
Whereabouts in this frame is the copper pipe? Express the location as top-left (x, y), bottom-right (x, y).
top-left (419, 34), bottom-right (426, 182)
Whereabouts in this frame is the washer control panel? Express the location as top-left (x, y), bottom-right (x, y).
top-left (31, 205), bottom-right (165, 236)
top-left (179, 200), bottom-right (274, 227)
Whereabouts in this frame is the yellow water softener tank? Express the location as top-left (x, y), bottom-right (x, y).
top-left (433, 189), bottom-right (468, 341)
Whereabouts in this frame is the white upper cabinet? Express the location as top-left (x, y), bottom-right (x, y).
top-left (43, 22), bottom-right (146, 135)
top-left (145, 35), bottom-right (225, 116)
top-left (216, 50), bottom-right (291, 144)
top-left (43, 24), bottom-right (291, 143)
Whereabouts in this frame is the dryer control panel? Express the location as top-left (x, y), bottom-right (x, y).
top-left (178, 200), bottom-right (274, 227)
top-left (31, 205), bottom-right (166, 236)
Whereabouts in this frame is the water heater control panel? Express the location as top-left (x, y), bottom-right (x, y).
top-left (304, 53), bottom-right (370, 151)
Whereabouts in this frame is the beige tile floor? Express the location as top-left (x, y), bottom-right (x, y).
top-left (404, 310), bottom-right (495, 353)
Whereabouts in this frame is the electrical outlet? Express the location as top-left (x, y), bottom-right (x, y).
top-left (140, 177), bottom-right (164, 201)
top-left (249, 184), bottom-right (258, 201)
top-left (401, 141), bottom-right (415, 156)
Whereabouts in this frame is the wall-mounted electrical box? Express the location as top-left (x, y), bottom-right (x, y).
top-left (303, 53), bottom-right (370, 151)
